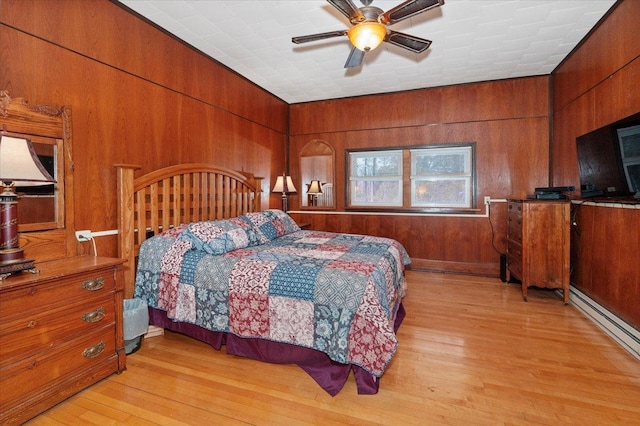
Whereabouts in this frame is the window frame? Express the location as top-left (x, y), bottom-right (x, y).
top-left (346, 143), bottom-right (477, 213)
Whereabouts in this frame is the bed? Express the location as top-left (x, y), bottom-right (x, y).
top-left (116, 164), bottom-right (410, 395)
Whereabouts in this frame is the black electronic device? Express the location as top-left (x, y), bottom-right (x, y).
top-left (527, 193), bottom-right (567, 200)
top-left (536, 193), bottom-right (567, 199)
top-left (581, 189), bottom-right (605, 198)
top-left (534, 186), bottom-right (575, 193)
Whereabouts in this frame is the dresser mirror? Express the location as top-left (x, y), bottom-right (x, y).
top-left (1, 92), bottom-right (70, 232)
top-left (0, 91), bottom-right (75, 262)
top-left (300, 139), bottom-right (335, 209)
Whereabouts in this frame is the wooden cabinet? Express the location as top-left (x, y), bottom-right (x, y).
top-left (507, 199), bottom-right (570, 304)
top-left (0, 256), bottom-right (126, 425)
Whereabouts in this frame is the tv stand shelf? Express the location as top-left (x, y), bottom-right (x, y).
top-left (583, 197), bottom-right (640, 205)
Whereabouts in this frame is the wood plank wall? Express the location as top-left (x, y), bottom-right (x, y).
top-left (0, 0), bottom-right (288, 259)
top-left (551, 0), bottom-right (640, 328)
top-left (2, 0), bottom-right (636, 327)
top-left (289, 77), bottom-right (551, 276)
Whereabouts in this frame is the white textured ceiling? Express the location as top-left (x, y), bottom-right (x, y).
top-left (118, 0), bottom-right (616, 104)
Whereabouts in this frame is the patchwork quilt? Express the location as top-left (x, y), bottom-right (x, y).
top-left (134, 210), bottom-right (410, 377)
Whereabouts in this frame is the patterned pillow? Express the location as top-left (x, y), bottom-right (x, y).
top-left (240, 209), bottom-right (301, 242)
top-left (180, 217), bottom-right (262, 255)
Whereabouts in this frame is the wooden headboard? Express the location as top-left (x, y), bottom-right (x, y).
top-left (115, 163), bottom-right (262, 298)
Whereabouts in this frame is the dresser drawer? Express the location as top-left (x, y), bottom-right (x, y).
top-left (0, 328), bottom-right (117, 408)
top-left (507, 254), bottom-right (523, 279)
top-left (507, 239), bottom-right (523, 279)
top-left (0, 270), bottom-right (115, 320)
top-left (507, 216), bottom-right (523, 244)
top-left (508, 200), bottom-right (523, 217)
top-left (0, 295), bottom-right (116, 367)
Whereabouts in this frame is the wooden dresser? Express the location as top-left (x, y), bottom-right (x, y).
top-left (0, 256), bottom-right (126, 425)
top-left (507, 199), bottom-right (570, 304)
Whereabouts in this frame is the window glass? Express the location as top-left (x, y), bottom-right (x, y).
top-left (411, 146), bottom-right (473, 208)
top-left (348, 150), bottom-right (402, 206)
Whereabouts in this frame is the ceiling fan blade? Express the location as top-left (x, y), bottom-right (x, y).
top-left (384, 30), bottom-right (432, 53)
top-left (380, 0), bottom-right (444, 25)
top-left (344, 46), bottom-right (365, 68)
top-left (292, 30), bottom-right (348, 44)
top-left (327, 0), bottom-right (365, 22)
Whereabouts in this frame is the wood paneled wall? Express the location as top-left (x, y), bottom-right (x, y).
top-left (551, 0), bottom-right (640, 329)
top-left (289, 77), bottom-right (551, 276)
top-left (0, 0), bottom-right (288, 259)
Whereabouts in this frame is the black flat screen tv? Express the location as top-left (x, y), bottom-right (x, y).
top-left (576, 112), bottom-right (640, 198)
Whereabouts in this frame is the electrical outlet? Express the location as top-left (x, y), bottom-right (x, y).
top-left (75, 230), bottom-right (92, 242)
top-left (484, 196), bottom-right (491, 204)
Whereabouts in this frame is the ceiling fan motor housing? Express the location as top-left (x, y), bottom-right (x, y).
top-left (350, 6), bottom-right (385, 24)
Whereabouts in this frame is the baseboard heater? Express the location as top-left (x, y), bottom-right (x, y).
top-left (567, 286), bottom-right (640, 361)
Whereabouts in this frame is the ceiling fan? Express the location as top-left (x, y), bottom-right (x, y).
top-left (292, 0), bottom-right (445, 68)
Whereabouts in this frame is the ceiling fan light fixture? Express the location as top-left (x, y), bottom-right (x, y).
top-left (347, 22), bottom-right (386, 52)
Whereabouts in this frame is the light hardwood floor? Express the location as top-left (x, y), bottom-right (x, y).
top-left (26, 271), bottom-right (640, 425)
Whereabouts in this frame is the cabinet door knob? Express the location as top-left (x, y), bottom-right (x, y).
top-left (82, 307), bottom-right (106, 323)
top-left (82, 277), bottom-right (105, 291)
top-left (82, 341), bottom-right (105, 359)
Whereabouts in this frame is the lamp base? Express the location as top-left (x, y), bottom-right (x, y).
top-left (0, 249), bottom-right (38, 279)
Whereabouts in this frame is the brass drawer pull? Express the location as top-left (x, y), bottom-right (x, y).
top-left (82, 277), bottom-right (105, 291)
top-left (82, 341), bottom-right (105, 359)
top-left (82, 307), bottom-right (106, 323)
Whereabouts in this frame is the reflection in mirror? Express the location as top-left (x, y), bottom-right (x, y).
top-left (300, 140), bottom-right (335, 208)
top-left (13, 135), bottom-right (64, 232)
top-left (16, 141), bottom-right (57, 225)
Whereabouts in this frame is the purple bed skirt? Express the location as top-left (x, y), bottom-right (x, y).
top-left (147, 303), bottom-right (405, 396)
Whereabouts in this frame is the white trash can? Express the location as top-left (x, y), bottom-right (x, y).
top-left (123, 298), bottom-right (149, 354)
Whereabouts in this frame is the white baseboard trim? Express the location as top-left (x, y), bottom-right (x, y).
top-left (568, 286), bottom-right (640, 361)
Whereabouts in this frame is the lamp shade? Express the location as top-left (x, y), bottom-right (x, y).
top-left (0, 135), bottom-right (56, 186)
top-left (347, 22), bottom-right (387, 52)
top-left (272, 175), bottom-right (297, 193)
top-left (307, 179), bottom-right (323, 195)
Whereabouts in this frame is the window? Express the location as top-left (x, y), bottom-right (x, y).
top-left (348, 150), bottom-right (403, 207)
top-left (347, 144), bottom-right (476, 211)
top-left (411, 146), bottom-right (473, 208)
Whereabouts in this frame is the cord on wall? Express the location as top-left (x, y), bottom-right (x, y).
top-left (75, 230), bottom-right (98, 256)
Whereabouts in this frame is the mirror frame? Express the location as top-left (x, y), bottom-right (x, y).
top-left (0, 91), bottom-right (76, 261)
